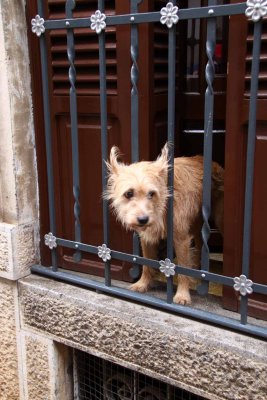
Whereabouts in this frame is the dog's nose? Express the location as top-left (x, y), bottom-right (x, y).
top-left (137, 216), bottom-right (149, 225)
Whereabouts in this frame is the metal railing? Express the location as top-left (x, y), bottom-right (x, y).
top-left (30, 0), bottom-right (267, 339)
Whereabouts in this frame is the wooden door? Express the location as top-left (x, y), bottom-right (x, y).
top-left (176, 0), bottom-right (227, 169)
top-left (223, 7), bottom-right (267, 319)
top-left (26, 0), bottom-right (169, 280)
top-left (172, 0), bottom-right (227, 250)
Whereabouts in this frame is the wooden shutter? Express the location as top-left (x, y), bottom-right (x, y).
top-left (49, 0), bottom-right (117, 96)
top-left (223, 10), bottom-right (267, 319)
top-left (27, 0), bottom-right (172, 280)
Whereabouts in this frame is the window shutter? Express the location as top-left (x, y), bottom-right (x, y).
top-left (48, 0), bottom-right (117, 95)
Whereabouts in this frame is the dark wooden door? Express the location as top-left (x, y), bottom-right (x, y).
top-left (26, 0), bottom-right (169, 281)
top-left (223, 7), bottom-right (267, 319)
top-left (173, 0), bottom-right (228, 250)
top-left (176, 0), bottom-right (228, 169)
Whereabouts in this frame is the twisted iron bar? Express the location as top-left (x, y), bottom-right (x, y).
top-left (205, 38), bottom-right (215, 96)
top-left (201, 206), bottom-right (211, 263)
top-left (66, 0), bottom-right (81, 261)
top-left (130, 0), bottom-right (141, 279)
top-left (201, 40), bottom-right (215, 266)
top-left (130, 44), bottom-right (139, 98)
top-left (198, 17), bottom-right (216, 295)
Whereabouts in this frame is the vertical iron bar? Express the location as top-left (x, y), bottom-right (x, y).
top-left (130, 0), bottom-right (140, 162)
top-left (98, 0), bottom-right (111, 286)
top-left (240, 20), bottom-right (262, 325)
top-left (198, 0), bottom-right (216, 296)
top-left (166, 1), bottom-right (177, 304)
top-left (66, 0), bottom-right (81, 262)
top-left (131, 0), bottom-right (141, 275)
top-left (37, 0), bottom-right (57, 271)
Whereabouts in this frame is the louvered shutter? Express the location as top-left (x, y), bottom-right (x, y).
top-left (27, 0), bottom-right (172, 280)
top-left (223, 12), bottom-right (267, 319)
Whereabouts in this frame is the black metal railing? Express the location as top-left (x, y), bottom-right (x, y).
top-left (31, 0), bottom-right (267, 339)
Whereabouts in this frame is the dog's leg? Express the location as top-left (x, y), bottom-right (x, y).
top-left (173, 235), bottom-right (194, 305)
top-left (130, 240), bottom-right (158, 293)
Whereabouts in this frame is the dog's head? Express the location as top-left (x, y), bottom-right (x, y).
top-left (104, 144), bottom-right (170, 235)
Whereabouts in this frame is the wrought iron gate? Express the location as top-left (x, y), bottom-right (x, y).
top-left (30, 0), bottom-right (267, 339)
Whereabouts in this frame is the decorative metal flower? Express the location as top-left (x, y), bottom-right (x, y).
top-left (160, 2), bottom-right (179, 28)
top-left (97, 244), bottom-right (111, 262)
top-left (31, 15), bottom-right (45, 37)
top-left (245, 0), bottom-right (267, 22)
top-left (44, 232), bottom-right (57, 250)
top-left (159, 258), bottom-right (176, 277)
top-left (233, 274), bottom-right (253, 296)
top-left (90, 10), bottom-right (106, 34)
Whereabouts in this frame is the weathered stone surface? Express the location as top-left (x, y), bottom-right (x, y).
top-left (23, 334), bottom-right (51, 400)
top-left (0, 279), bottom-right (20, 400)
top-left (0, 228), bottom-right (10, 271)
top-left (21, 332), bottom-right (73, 400)
top-left (0, 222), bottom-right (38, 279)
top-left (0, 0), bottom-right (38, 225)
top-left (19, 275), bottom-right (267, 400)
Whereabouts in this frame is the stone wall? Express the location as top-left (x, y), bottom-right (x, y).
top-left (19, 275), bottom-right (267, 400)
top-left (0, 280), bottom-right (20, 399)
top-left (0, 1), bottom-right (39, 398)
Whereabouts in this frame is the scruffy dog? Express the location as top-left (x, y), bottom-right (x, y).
top-left (105, 144), bottom-right (224, 305)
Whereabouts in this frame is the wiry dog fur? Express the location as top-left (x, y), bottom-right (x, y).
top-left (105, 144), bottom-right (224, 305)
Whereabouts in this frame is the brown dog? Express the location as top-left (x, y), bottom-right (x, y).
top-left (105, 144), bottom-right (224, 305)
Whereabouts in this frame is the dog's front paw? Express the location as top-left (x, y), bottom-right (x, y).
top-left (130, 281), bottom-right (149, 293)
top-left (173, 291), bottom-right (191, 305)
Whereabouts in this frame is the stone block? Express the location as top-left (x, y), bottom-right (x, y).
top-left (19, 275), bottom-right (267, 400)
top-left (0, 279), bottom-right (20, 400)
top-left (21, 332), bottom-right (73, 400)
top-left (0, 222), bottom-right (38, 280)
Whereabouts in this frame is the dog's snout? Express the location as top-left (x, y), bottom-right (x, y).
top-left (137, 216), bottom-right (149, 226)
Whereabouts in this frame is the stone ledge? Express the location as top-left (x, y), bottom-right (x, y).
top-left (0, 222), bottom-right (38, 280)
top-left (19, 274), bottom-right (267, 400)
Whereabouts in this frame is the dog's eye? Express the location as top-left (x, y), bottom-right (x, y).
top-left (124, 190), bottom-right (134, 199)
top-left (147, 190), bottom-right (156, 199)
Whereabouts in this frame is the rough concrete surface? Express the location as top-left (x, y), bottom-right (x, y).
top-left (19, 275), bottom-right (267, 400)
top-left (0, 279), bottom-right (20, 400)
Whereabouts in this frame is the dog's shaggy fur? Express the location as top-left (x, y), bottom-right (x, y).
top-left (105, 144), bottom-right (224, 305)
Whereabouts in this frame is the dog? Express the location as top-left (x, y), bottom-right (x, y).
top-left (105, 144), bottom-right (224, 305)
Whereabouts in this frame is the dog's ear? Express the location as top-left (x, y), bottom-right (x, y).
top-left (106, 146), bottom-right (122, 175)
top-left (155, 143), bottom-right (169, 173)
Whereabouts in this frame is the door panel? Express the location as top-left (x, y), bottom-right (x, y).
top-left (27, 0), bottom-right (170, 281)
top-left (223, 7), bottom-right (267, 319)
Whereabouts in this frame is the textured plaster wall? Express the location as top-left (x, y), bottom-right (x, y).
top-left (19, 275), bottom-right (267, 400)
